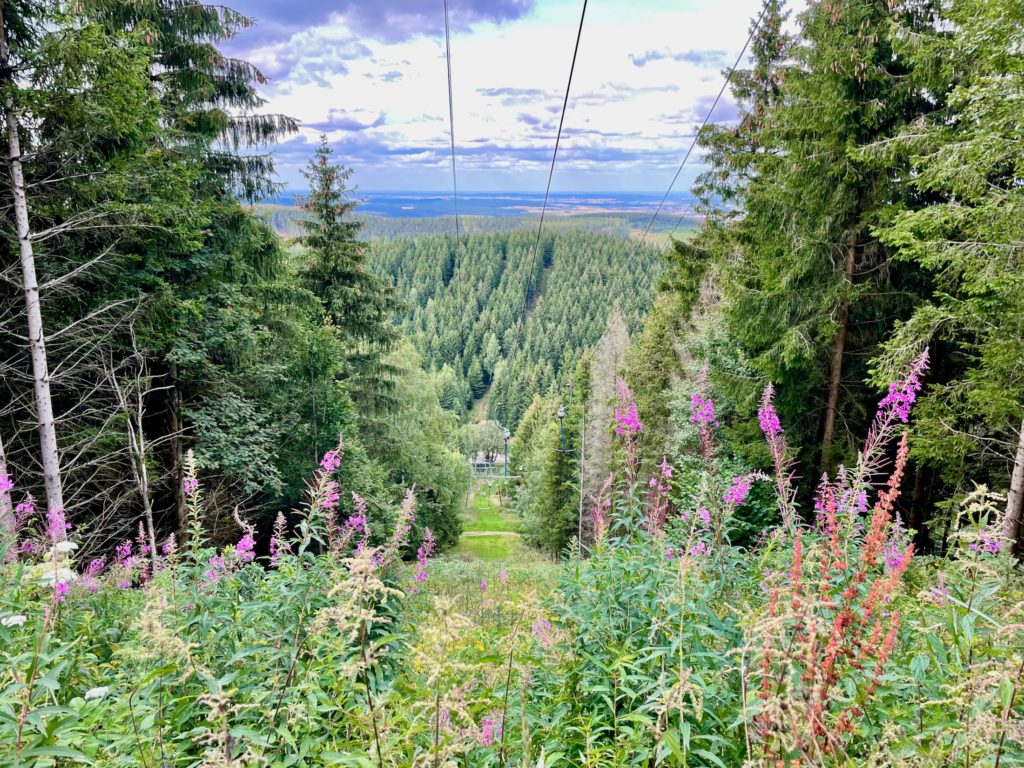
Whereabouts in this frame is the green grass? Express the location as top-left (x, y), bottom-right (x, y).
top-left (451, 533), bottom-right (534, 561)
top-left (462, 484), bottom-right (521, 533)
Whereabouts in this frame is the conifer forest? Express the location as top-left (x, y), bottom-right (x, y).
top-left (0, 0), bottom-right (1022, 765)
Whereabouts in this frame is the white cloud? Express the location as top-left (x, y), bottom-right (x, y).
top-left (248, 0), bottom-right (765, 191)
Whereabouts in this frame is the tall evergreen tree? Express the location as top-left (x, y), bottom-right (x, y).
top-left (868, 0), bottom-right (1024, 552)
top-left (679, 0), bottom-right (937, 479)
top-left (298, 137), bottom-right (402, 420)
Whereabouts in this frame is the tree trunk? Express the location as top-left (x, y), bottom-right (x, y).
top-left (1004, 416), bottom-right (1024, 554)
top-left (577, 420), bottom-right (585, 545)
top-left (1, 14), bottom-right (65, 520)
top-left (169, 368), bottom-right (187, 535)
top-left (127, 405), bottom-right (159, 566)
top-left (821, 232), bottom-right (857, 470)
top-left (0, 430), bottom-right (13, 536)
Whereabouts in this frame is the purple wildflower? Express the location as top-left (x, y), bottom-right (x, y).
top-left (480, 579), bottom-right (488, 592)
top-left (968, 526), bottom-right (1003, 556)
top-left (689, 392), bottom-right (717, 427)
top-left (203, 554), bottom-right (226, 582)
top-left (758, 386), bottom-right (783, 438)
top-left (724, 476), bottom-right (751, 506)
top-left (235, 533), bottom-right (256, 563)
top-left (614, 401), bottom-right (644, 436)
top-left (78, 557), bottom-right (105, 593)
top-left (53, 581), bottom-right (70, 603)
top-left (478, 714), bottom-right (502, 748)
top-left (414, 527), bottom-right (436, 583)
top-left (697, 507), bottom-right (711, 527)
top-left (46, 507), bottom-right (69, 543)
top-left (0, 472), bottom-right (12, 492)
top-left (115, 541), bottom-right (132, 566)
top-left (532, 618), bottom-right (556, 650)
top-left (16, 495), bottom-right (34, 518)
top-left (929, 575), bottom-right (951, 606)
top-left (688, 541), bottom-right (710, 557)
top-left (320, 449), bottom-right (342, 473)
top-left (498, 569), bottom-right (508, 583)
top-left (878, 350), bottom-right (929, 424)
top-left (182, 477), bottom-right (199, 496)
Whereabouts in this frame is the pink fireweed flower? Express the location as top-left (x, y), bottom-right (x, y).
top-left (614, 401), bottom-right (643, 436)
top-left (319, 439), bottom-right (344, 472)
top-left (532, 618), bottom-right (556, 650)
top-left (688, 541), bottom-right (710, 556)
top-left (658, 455), bottom-right (673, 480)
top-left (235, 533), bottom-right (256, 563)
top-left (969, 526), bottom-right (1003, 555)
top-left (53, 581), bottom-right (70, 603)
top-left (877, 349), bottom-right (929, 425)
top-left (645, 456), bottom-right (674, 535)
top-left (320, 449), bottom-right (342, 473)
top-left (697, 507), bottom-right (711, 527)
top-left (374, 489), bottom-right (416, 570)
top-left (162, 535), bottom-right (176, 560)
top-left (757, 386), bottom-right (783, 438)
top-left (15, 495), bottom-right (35, 522)
top-left (321, 480), bottom-right (341, 511)
top-left (689, 392), bottom-right (717, 427)
top-left (115, 540), bottom-right (132, 566)
top-left (724, 476), bottom-right (751, 506)
top-left (182, 477), bottom-right (199, 496)
top-left (480, 579), bottom-right (488, 592)
top-left (78, 557), bottom-right (105, 593)
top-left (20, 540), bottom-right (40, 555)
top-left (0, 472), bottom-right (12, 492)
top-left (203, 554), bottom-right (226, 582)
top-left (46, 507), bottom-right (70, 543)
top-left (478, 714), bottom-right (502, 748)
top-left (414, 527), bottom-right (436, 583)
top-left (758, 384), bottom-right (797, 532)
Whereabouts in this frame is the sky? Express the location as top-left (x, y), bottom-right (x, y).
top-left (226, 0), bottom-right (765, 192)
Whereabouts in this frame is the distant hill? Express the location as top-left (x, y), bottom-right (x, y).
top-left (370, 229), bottom-right (663, 429)
top-left (253, 203), bottom-right (699, 241)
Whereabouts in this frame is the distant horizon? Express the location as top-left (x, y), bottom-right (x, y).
top-left (258, 189), bottom-right (697, 219)
top-left (265, 189), bottom-right (691, 196)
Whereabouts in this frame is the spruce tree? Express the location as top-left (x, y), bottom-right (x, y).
top-left (683, 0), bottom-right (936, 477)
top-left (299, 137), bottom-right (403, 419)
top-left (868, 0), bottom-right (1024, 551)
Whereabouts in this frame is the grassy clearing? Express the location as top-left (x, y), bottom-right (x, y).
top-left (461, 481), bottom-right (521, 532)
top-left (420, 558), bottom-right (561, 613)
top-left (451, 532), bottom-right (538, 561)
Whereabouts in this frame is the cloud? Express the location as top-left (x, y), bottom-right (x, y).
top-left (574, 82), bottom-right (679, 106)
top-left (241, 28), bottom-right (372, 81)
top-left (478, 87), bottom-right (556, 106)
top-left (308, 110), bottom-right (387, 132)
top-left (629, 48), bottom-right (727, 68)
top-left (230, 0), bottom-right (768, 190)
top-left (660, 94), bottom-right (741, 127)
top-left (230, 0), bottom-right (535, 43)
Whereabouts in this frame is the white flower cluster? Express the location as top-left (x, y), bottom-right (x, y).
top-left (1, 614), bottom-right (27, 628)
top-left (39, 567), bottom-right (77, 585)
